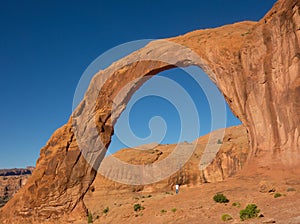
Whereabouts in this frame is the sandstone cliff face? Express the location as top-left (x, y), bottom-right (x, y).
top-left (0, 121), bottom-right (95, 223)
top-left (238, 0), bottom-right (300, 166)
top-left (1, 0), bottom-right (299, 223)
top-left (84, 125), bottom-right (249, 203)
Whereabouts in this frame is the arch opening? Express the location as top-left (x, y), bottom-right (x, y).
top-left (108, 66), bottom-right (242, 155)
top-left (71, 39), bottom-right (251, 185)
top-left (94, 65), bottom-right (245, 185)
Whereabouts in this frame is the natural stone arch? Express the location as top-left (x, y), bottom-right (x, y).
top-left (72, 39), bottom-right (221, 175)
top-left (1, 0), bottom-right (299, 223)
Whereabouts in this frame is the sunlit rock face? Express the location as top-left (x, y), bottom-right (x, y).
top-left (0, 0), bottom-right (299, 223)
top-left (84, 125), bottom-right (250, 202)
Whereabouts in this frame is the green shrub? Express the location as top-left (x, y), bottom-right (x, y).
top-left (103, 207), bottom-right (109, 214)
top-left (232, 202), bottom-right (241, 207)
top-left (134, 203), bottom-right (144, 212)
top-left (239, 204), bottom-right (260, 221)
top-left (221, 214), bottom-right (233, 221)
top-left (87, 212), bottom-right (93, 223)
top-left (171, 208), bottom-right (177, 213)
top-left (274, 193), bottom-right (282, 198)
top-left (213, 193), bottom-right (229, 203)
top-left (217, 139), bottom-right (223, 144)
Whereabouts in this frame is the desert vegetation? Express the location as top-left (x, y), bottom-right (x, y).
top-left (134, 203), bottom-right (144, 212)
top-left (213, 193), bottom-right (229, 203)
top-left (221, 214), bottom-right (233, 221)
top-left (239, 204), bottom-right (260, 221)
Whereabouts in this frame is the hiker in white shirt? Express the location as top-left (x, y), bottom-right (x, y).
top-left (175, 184), bottom-right (179, 194)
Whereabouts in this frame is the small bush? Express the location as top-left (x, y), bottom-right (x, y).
top-left (103, 207), bottom-right (109, 214)
top-left (213, 193), bottom-right (229, 203)
top-left (221, 214), bottom-right (233, 221)
top-left (160, 209), bottom-right (167, 214)
top-left (87, 212), bottom-right (93, 223)
top-left (232, 202), bottom-right (241, 207)
top-left (239, 204), bottom-right (260, 221)
top-left (134, 203), bottom-right (144, 212)
top-left (171, 208), bottom-right (177, 213)
top-left (274, 193), bottom-right (282, 198)
top-left (217, 139), bottom-right (223, 144)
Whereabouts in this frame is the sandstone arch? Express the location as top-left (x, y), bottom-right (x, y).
top-left (0, 0), bottom-right (299, 223)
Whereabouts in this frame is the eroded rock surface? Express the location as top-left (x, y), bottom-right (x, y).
top-left (84, 125), bottom-right (249, 202)
top-left (0, 0), bottom-right (299, 222)
top-left (0, 167), bottom-right (34, 208)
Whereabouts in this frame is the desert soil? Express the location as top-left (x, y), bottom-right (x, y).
top-left (84, 166), bottom-right (300, 224)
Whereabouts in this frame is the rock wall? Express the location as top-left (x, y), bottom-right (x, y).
top-left (0, 0), bottom-right (299, 223)
top-left (84, 125), bottom-right (249, 210)
top-left (85, 125), bottom-right (249, 197)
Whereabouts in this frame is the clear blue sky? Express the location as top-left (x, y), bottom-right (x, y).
top-left (0, 0), bottom-right (276, 168)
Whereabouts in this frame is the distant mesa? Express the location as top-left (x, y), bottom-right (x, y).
top-left (0, 167), bottom-right (34, 208)
top-left (0, 167), bottom-right (34, 177)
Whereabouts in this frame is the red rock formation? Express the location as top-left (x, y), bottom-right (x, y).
top-left (0, 168), bottom-right (34, 208)
top-left (84, 125), bottom-right (249, 209)
top-left (0, 0), bottom-right (299, 223)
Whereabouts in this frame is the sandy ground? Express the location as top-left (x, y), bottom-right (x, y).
top-left (84, 166), bottom-right (300, 224)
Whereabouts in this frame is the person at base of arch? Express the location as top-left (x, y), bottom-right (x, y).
top-left (175, 184), bottom-right (179, 194)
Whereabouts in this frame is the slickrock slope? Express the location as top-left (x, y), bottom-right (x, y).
top-left (84, 125), bottom-right (249, 204)
top-left (1, 0), bottom-right (299, 222)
